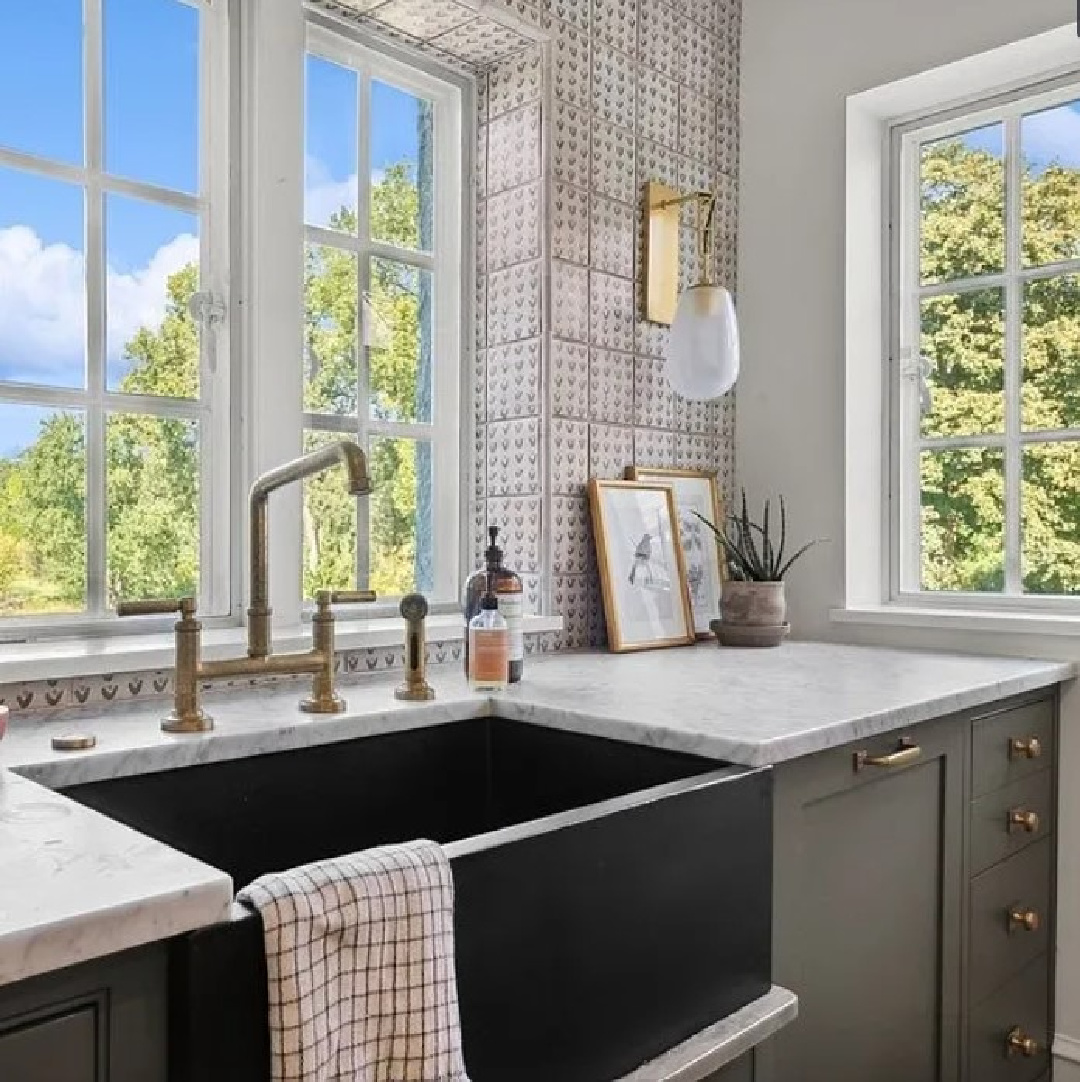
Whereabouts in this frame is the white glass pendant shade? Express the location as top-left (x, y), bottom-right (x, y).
top-left (664, 284), bottom-right (740, 401)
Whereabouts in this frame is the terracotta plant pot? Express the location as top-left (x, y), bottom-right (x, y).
top-left (712, 580), bottom-right (790, 647)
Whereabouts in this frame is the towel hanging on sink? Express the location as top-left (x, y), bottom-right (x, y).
top-left (238, 839), bottom-right (470, 1082)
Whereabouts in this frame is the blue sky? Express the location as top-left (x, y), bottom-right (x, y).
top-left (0, 1), bottom-right (423, 456)
top-left (961, 101), bottom-right (1080, 171)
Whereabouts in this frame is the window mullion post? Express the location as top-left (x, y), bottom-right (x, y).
top-left (85, 0), bottom-right (107, 617)
top-left (246, 0), bottom-right (305, 631)
top-left (355, 67), bottom-right (372, 591)
top-left (899, 135), bottom-right (922, 596)
top-left (1004, 115), bottom-right (1023, 596)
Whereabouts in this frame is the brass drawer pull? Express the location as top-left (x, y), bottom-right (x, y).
top-left (853, 740), bottom-right (921, 772)
top-left (1006, 1027), bottom-right (1040, 1057)
top-left (1007, 906), bottom-right (1040, 934)
top-left (1009, 736), bottom-right (1042, 761)
top-left (1008, 808), bottom-right (1040, 834)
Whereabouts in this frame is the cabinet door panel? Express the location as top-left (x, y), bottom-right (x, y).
top-left (0, 1007), bottom-right (99, 1082)
top-left (768, 718), bottom-right (963, 1082)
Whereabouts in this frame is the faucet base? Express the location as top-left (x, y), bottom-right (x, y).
top-left (161, 709), bottom-right (214, 734)
top-left (299, 693), bottom-right (346, 715)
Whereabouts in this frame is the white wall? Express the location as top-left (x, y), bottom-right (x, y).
top-left (737, 0), bottom-right (1080, 1073)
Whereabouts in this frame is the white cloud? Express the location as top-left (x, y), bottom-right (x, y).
top-left (305, 155), bottom-right (358, 228)
top-left (1023, 104), bottom-right (1080, 169)
top-left (0, 225), bottom-right (198, 384)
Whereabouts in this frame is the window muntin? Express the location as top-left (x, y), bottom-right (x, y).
top-left (895, 82), bottom-right (1080, 604)
top-left (302, 29), bottom-right (460, 606)
top-left (0, 0), bottom-right (231, 628)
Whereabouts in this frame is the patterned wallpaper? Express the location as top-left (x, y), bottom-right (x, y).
top-left (0, 0), bottom-right (740, 716)
top-left (473, 0), bottom-right (740, 652)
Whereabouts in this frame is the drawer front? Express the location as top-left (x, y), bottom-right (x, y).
top-left (972, 699), bottom-right (1054, 799)
top-left (971, 771), bottom-right (1053, 877)
top-left (968, 955), bottom-right (1049, 1082)
top-left (970, 839), bottom-right (1052, 997)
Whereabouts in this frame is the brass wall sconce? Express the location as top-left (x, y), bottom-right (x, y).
top-left (643, 183), bottom-right (740, 401)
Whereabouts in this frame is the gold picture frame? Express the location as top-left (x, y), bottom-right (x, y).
top-left (588, 479), bottom-right (695, 653)
top-left (627, 467), bottom-right (725, 639)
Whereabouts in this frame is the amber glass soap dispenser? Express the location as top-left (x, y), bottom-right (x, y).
top-left (463, 526), bottom-right (523, 682)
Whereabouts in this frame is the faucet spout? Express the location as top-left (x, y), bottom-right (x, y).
top-left (248, 439), bottom-right (371, 658)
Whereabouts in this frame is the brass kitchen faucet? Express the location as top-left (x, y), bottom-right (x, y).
top-left (118, 440), bottom-right (376, 732)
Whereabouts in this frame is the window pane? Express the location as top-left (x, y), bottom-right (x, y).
top-left (920, 124), bottom-right (1004, 285)
top-left (106, 413), bottom-right (198, 603)
top-left (1022, 275), bottom-right (1080, 432)
top-left (920, 288), bottom-right (1005, 438)
top-left (0, 405), bottom-right (86, 615)
top-left (305, 55), bottom-right (358, 233)
top-left (369, 436), bottom-right (432, 597)
top-left (368, 258), bottom-right (432, 423)
top-left (0, 169), bottom-right (86, 389)
top-left (106, 194), bottom-right (199, 397)
top-left (302, 429), bottom-right (358, 597)
top-left (105, 0), bottom-right (199, 194)
top-left (920, 447), bottom-right (1004, 593)
top-left (1023, 441), bottom-right (1080, 596)
top-left (0, 2), bottom-right (82, 165)
top-left (1022, 100), bottom-right (1080, 268)
top-left (370, 80), bottom-right (433, 251)
top-left (305, 244), bottom-right (358, 416)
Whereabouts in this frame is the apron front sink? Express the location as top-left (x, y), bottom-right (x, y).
top-left (64, 717), bottom-right (772, 1081)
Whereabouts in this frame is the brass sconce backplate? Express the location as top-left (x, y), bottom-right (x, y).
top-left (644, 181), bottom-right (680, 325)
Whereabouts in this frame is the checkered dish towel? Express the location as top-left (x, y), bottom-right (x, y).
top-left (237, 839), bottom-right (470, 1082)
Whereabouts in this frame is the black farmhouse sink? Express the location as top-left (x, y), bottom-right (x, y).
top-left (64, 717), bottom-right (772, 1082)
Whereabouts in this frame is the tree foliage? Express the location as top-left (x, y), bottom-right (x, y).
top-left (919, 138), bottom-right (1080, 594)
top-left (1, 165), bottom-right (428, 616)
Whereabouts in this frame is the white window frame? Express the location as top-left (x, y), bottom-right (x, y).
top-left (0, 0), bottom-right (233, 639)
top-left (299, 23), bottom-right (463, 613)
top-left (836, 26), bottom-right (1080, 633)
top-left (890, 75), bottom-right (1080, 613)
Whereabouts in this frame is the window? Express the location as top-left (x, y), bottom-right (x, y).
top-left (0, 1), bottom-right (467, 642)
top-left (892, 78), bottom-right (1080, 607)
top-left (0, 0), bottom-right (231, 629)
top-left (301, 28), bottom-right (461, 606)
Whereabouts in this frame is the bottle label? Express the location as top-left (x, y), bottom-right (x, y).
top-left (497, 593), bottom-right (524, 662)
top-left (470, 627), bottom-right (509, 684)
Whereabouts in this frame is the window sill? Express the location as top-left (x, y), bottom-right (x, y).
top-left (0, 614), bottom-right (564, 686)
top-left (831, 604), bottom-right (1080, 638)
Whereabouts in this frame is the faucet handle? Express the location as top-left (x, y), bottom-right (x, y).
top-left (317, 589), bottom-right (378, 607)
top-left (117, 596), bottom-right (197, 619)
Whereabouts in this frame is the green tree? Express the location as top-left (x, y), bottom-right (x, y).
top-left (919, 137), bottom-right (1080, 595)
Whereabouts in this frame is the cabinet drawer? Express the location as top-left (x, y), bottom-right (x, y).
top-left (972, 700), bottom-right (1054, 798)
top-left (970, 839), bottom-right (1052, 998)
top-left (971, 771), bottom-right (1053, 876)
top-left (968, 954), bottom-right (1049, 1082)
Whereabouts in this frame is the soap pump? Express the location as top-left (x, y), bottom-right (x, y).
top-left (463, 526), bottom-right (523, 682)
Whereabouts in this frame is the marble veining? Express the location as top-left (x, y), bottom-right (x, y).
top-left (0, 770), bottom-right (231, 987)
top-left (0, 641), bottom-right (1071, 990)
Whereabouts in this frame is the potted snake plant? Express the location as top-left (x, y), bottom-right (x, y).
top-left (694, 491), bottom-right (823, 646)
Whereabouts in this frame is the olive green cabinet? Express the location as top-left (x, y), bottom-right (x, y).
top-left (0, 944), bottom-right (166, 1082)
top-left (759, 692), bottom-right (1057, 1082)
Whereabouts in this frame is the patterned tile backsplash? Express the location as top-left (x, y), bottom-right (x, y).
top-left (9, 0), bottom-right (740, 718)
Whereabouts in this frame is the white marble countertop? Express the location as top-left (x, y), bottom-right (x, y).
top-left (0, 770), bottom-right (231, 987)
top-left (0, 640), bottom-right (1071, 994)
top-left (617, 985), bottom-right (798, 1081)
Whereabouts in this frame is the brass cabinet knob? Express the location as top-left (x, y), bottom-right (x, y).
top-left (1010, 736), bottom-right (1042, 760)
top-left (1008, 808), bottom-right (1040, 834)
top-left (1007, 906), bottom-right (1040, 933)
top-left (1006, 1027), bottom-right (1040, 1057)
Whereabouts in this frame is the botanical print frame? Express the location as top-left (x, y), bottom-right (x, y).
top-left (627, 467), bottom-right (724, 638)
top-left (588, 479), bottom-right (694, 653)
